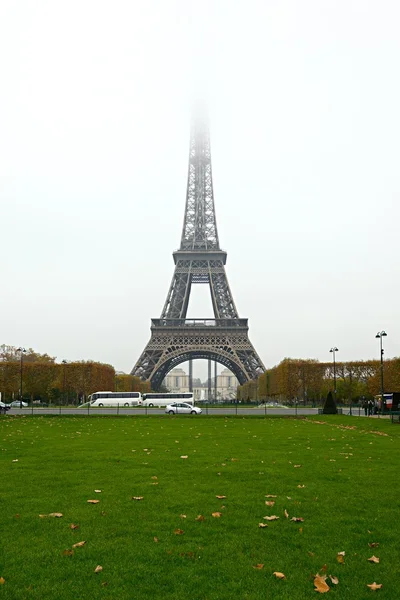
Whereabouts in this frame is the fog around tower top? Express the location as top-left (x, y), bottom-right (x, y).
top-left (1, 0), bottom-right (399, 377)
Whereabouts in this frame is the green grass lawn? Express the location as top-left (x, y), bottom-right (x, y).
top-left (1, 415), bottom-right (399, 599)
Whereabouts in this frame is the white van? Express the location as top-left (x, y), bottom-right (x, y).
top-left (88, 391), bottom-right (143, 407)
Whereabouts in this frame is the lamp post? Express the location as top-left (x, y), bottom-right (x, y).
top-left (62, 360), bottom-right (68, 405)
top-left (329, 347), bottom-right (339, 399)
top-left (16, 347), bottom-right (26, 408)
top-left (376, 331), bottom-right (387, 413)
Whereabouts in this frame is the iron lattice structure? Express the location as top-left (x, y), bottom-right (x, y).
top-left (131, 119), bottom-right (265, 388)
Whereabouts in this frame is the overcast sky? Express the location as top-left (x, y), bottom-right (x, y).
top-left (1, 0), bottom-right (399, 379)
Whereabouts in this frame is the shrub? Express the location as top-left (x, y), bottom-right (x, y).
top-left (323, 390), bottom-right (338, 414)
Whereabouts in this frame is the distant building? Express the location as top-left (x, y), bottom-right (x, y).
top-left (163, 367), bottom-right (238, 401)
top-left (217, 369), bottom-right (239, 400)
top-left (164, 368), bottom-right (189, 392)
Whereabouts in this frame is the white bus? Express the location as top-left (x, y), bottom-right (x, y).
top-left (142, 392), bottom-right (194, 408)
top-left (87, 391), bottom-right (143, 407)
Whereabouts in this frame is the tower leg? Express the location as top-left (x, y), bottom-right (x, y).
top-left (214, 361), bottom-right (217, 402)
top-left (189, 359), bottom-right (193, 393)
top-left (208, 359), bottom-right (212, 402)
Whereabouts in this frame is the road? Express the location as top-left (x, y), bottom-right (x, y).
top-left (3, 406), bottom-right (363, 417)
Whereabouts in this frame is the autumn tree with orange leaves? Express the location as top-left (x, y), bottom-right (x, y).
top-left (238, 357), bottom-right (400, 404)
top-left (0, 344), bottom-right (151, 404)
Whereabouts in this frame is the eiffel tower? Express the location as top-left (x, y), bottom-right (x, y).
top-left (131, 118), bottom-right (265, 389)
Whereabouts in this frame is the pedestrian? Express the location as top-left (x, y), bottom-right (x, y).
top-left (368, 399), bottom-right (373, 416)
top-left (363, 399), bottom-right (368, 416)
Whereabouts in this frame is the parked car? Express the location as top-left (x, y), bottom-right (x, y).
top-left (0, 401), bottom-right (11, 413)
top-left (9, 400), bottom-right (29, 408)
top-left (165, 402), bottom-right (202, 415)
top-left (32, 400), bottom-right (48, 407)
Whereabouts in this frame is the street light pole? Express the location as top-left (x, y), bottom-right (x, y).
top-left (62, 360), bottom-right (67, 405)
top-left (16, 347), bottom-right (26, 408)
top-left (376, 331), bottom-right (387, 413)
top-left (329, 347), bottom-right (339, 399)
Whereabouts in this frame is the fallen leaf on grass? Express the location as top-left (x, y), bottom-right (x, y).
top-left (87, 500), bottom-right (100, 504)
top-left (273, 572), bottom-right (285, 579)
top-left (70, 524), bottom-right (79, 530)
top-left (265, 501), bottom-right (275, 507)
top-left (291, 517), bottom-right (304, 522)
top-left (297, 484), bottom-right (306, 488)
top-left (151, 476), bottom-right (158, 480)
top-left (174, 529), bottom-right (184, 535)
top-left (195, 515), bottom-right (205, 521)
top-left (72, 541), bottom-right (86, 548)
top-left (367, 582), bottom-right (382, 590)
top-left (0, 577), bottom-right (5, 585)
top-left (314, 574), bottom-right (330, 593)
top-left (264, 515), bottom-right (279, 521)
top-left (329, 575), bottom-right (339, 585)
top-left (336, 554), bottom-right (345, 564)
top-left (131, 497), bottom-right (143, 501)
top-left (94, 489), bottom-right (102, 493)
top-left (368, 556), bottom-right (380, 564)
top-left (153, 537), bottom-right (159, 543)
top-left (258, 523), bottom-right (268, 528)
top-left (180, 456), bottom-right (188, 459)
top-left (101, 582), bottom-right (108, 587)
top-left (49, 513), bottom-right (63, 518)
top-left (337, 551), bottom-right (345, 556)
top-left (294, 464), bottom-right (302, 468)
top-left (253, 564), bottom-right (264, 570)
top-left (94, 565), bottom-right (103, 573)
top-left (63, 549), bottom-right (74, 556)
top-left (180, 514), bottom-right (187, 519)
top-left (265, 494), bottom-right (277, 498)
top-left (216, 495), bottom-right (226, 499)
top-left (231, 458), bottom-right (239, 462)
top-left (369, 543), bottom-right (379, 548)
top-left (284, 509), bottom-right (289, 519)
top-left (212, 512), bottom-right (222, 518)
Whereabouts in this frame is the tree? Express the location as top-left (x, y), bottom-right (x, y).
top-left (323, 391), bottom-right (337, 414)
top-left (115, 373), bottom-right (152, 394)
top-left (0, 345), bottom-right (55, 363)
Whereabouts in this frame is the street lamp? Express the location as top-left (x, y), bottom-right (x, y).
top-left (16, 347), bottom-right (26, 408)
top-left (62, 360), bottom-right (68, 405)
top-left (376, 331), bottom-right (387, 413)
top-left (329, 347), bottom-right (339, 398)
